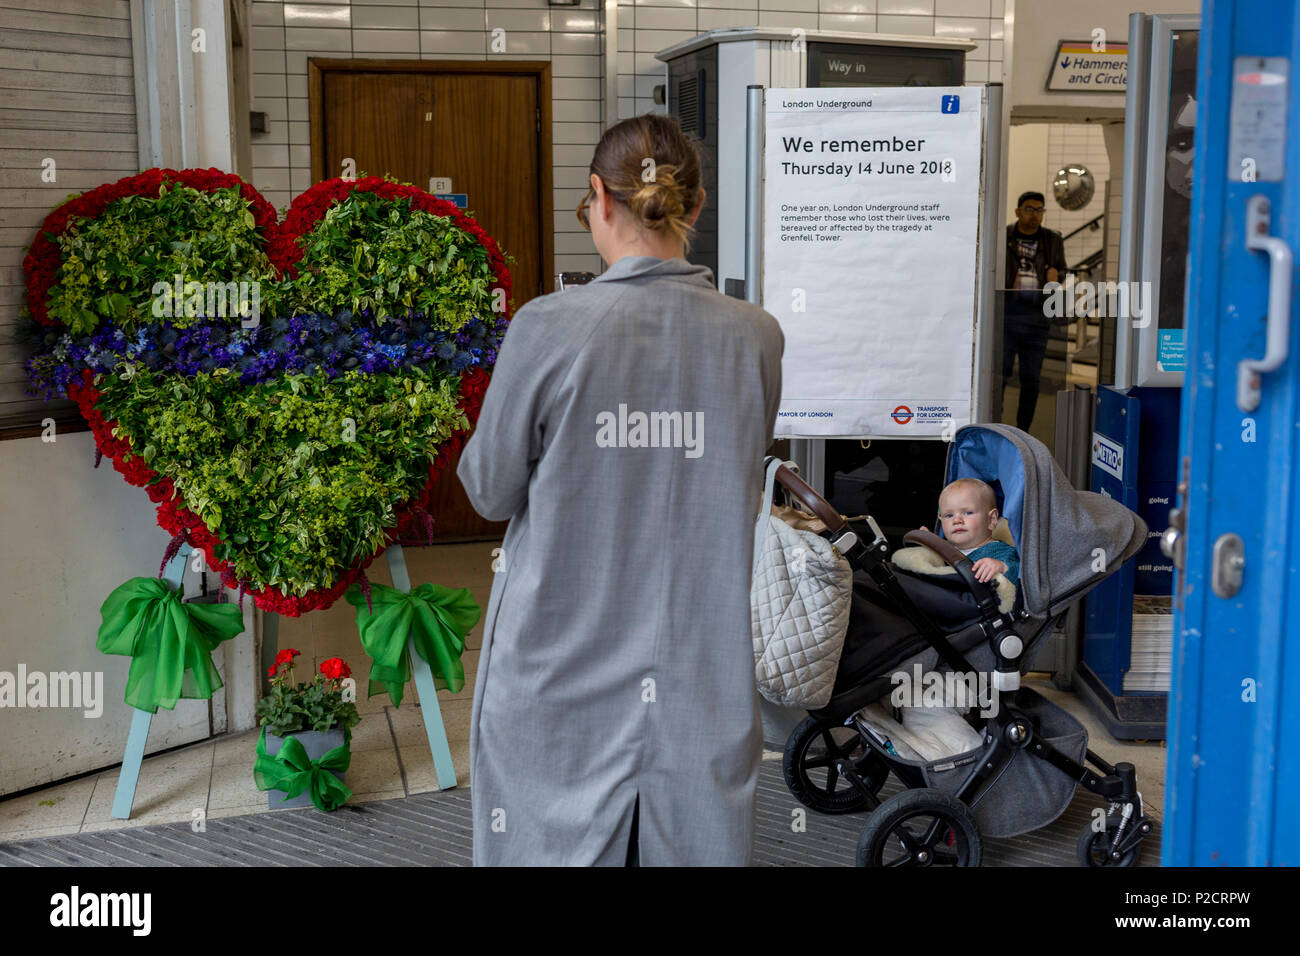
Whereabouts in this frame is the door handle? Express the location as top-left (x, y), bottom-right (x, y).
top-left (1161, 506), bottom-right (1185, 569)
top-left (1238, 195), bottom-right (1293, 412)
top-left (1161, 467), bottom-right (1189, 571)
top-left (1211, 533), bottom-right (1245, 599)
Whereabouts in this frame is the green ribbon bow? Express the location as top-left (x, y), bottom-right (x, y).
top-left (345, 581), bottom-right (480, 707)
top-left (253, 728), bottom-right (353, 812)
top-left (96, 576), bottom-right (245, 713)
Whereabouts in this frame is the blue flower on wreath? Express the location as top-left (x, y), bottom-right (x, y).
top-left (26, 296), bottom-right (507, 399)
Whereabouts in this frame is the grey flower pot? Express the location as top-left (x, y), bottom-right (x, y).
top-left (264, 728), bottom-right (347, 810)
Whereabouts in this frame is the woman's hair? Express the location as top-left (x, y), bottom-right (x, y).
top-left (579, 113), bottom-right (703, 248)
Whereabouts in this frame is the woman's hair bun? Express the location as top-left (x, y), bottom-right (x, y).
top-left (584, 114), bottom-right (703, 248)
top-left (627, 164), bottom-right (686, 227)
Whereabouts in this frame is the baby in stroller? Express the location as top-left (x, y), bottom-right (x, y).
top-left (773, 424), bottom-right (1156, 867)
top-left (889, 477), bottom-right (1022, 626)
top-left (935, 478), bottom-right (1019, 585)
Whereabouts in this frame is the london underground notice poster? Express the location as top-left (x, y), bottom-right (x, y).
top-left (763, 88), bottom-right (982, 438)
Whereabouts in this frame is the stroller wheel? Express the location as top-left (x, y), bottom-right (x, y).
top-left (856, 789), bottom-right (981, 867)
top-left (783, 715), bottom-right (889, 814)
top-left (1077, 819), bottom-right (1145, 867)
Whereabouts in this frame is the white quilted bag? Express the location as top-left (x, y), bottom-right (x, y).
top-left (751, 457), bottom-right (853, 710)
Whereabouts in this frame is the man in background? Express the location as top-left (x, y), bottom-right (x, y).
top-left (1003, 191), bottom-right (1067, 433)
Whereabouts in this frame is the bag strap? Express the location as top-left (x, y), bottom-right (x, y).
top-left (752, 456), bottom-right (785, 579)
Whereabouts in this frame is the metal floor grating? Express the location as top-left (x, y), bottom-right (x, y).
top-left (0, 761), bottom-right (1157, 867)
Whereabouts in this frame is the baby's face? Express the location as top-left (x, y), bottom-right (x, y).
top-left (938, 487), bottom-right (998, 550)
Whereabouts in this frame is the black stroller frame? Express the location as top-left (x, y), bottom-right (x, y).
top-left (772, 455), bottom-right (1156, 867)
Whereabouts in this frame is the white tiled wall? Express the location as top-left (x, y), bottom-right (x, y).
top-left (1103, 178), bottom-right (1121, 283)
top-left (1102, 122), bottom-right (1125, 286)
top-left (1045, 123), bottom-right (1110, 274)
top-left (248, 0), bottom-right (1008, 276)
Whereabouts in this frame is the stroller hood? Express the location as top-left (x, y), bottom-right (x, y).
top-left (945, 424), bottom-right (1148, 618)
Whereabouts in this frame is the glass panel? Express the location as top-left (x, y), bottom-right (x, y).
top-left (995, 173), bottom-right (1110, 453)
top-left (1155, 29), bottom-right (1199, 372)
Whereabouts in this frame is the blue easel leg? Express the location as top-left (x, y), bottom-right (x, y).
top-left (110, 545), bottom-right (193, 820)
top-left (385, 545), bottom-right (459, 790)
top-left (110, 707), bottom-right (153, 819)
top-left (408, 647), bottom-right (459, 790)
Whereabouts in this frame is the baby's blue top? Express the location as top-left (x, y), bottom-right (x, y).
top-left (962, 540), bottom-right (1020, 585)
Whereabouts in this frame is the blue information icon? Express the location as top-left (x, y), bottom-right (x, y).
top-left (941, 95), bottom-right (960, 113)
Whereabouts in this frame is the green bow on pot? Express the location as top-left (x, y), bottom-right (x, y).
top-left (253, 728), bottom-right (353, 812)
top-left (346, 581), bottom-right (479, 707)
top-left (96, 576), bottom-right (244, 713)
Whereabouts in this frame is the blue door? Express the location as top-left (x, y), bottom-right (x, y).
top-left (1166, 0), bottom-right (1299, 865)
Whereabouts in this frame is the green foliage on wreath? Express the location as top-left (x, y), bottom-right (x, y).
top-left (45, 184), bottom-right (280, 336)
top-left (93, 365), bottom-right (469, 595)
top-left (283, 190), bottom-right (497, 329)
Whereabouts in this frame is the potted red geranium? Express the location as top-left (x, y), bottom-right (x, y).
top-left (253, 650), bottom-right (361, 811)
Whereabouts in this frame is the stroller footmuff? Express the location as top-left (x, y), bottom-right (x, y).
top-left (773, 424), bottom-right (1157, 867)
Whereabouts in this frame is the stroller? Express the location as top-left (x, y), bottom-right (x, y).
top-left (774, 424), bottom-right (1155, 867)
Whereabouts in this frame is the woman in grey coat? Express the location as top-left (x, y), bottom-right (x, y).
top-left (457, 114), bottom-right (784, 866)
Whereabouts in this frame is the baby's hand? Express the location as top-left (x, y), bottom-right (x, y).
top-left (971, 557), bottom-right (1007, 583)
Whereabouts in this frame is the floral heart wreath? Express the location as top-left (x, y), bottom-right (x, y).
top-left (24, 168), bottom-right (512, 617)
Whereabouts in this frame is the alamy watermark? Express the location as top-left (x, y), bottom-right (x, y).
top-left (595, 404), bottom-right (703, 459)
top-left (890, 663), bottom-right (998, 718)
top-left (1043, 278), bottom-right (1152, 327)
top-left (0, 666), bottom-right (103, 718)
top-left (49, 886), bottom-right (150, 936)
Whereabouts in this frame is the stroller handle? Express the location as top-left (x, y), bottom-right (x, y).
top-left (772, 464), bottom-right (851, 536)
top-left (904, 529), bottom-right (1002, 618)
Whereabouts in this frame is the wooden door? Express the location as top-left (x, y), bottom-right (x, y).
top-left (315, 62), bottom-right (552, 540)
